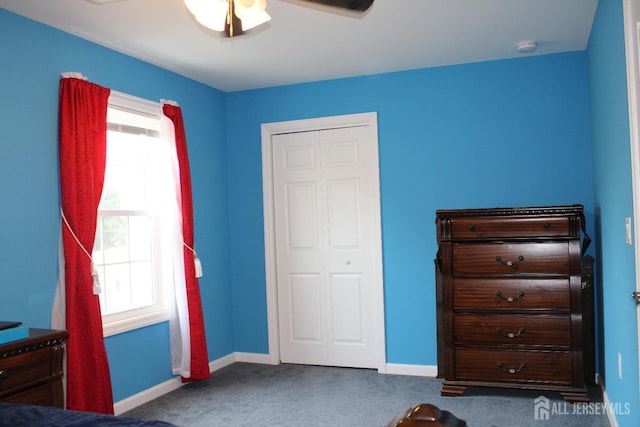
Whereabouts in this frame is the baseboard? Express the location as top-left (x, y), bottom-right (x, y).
top-left (384, 363), bottom-right (438, 377)
top-left (114, 376), bottom-right (183, 416)
top-left (235, 351), bottom-right (277, 365)
top-left (208, 352), bottom-right (236, 372)
top-left (113, 352), bottom-right (254, 416)
top-left (596, 373), bottom-right (619, 427)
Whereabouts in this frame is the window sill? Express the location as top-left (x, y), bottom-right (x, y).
top-left (102, 310), bottom-right (169, 337)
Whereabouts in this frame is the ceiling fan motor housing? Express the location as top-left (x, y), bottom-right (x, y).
top-left (304, 0), bottom-right (374, 12)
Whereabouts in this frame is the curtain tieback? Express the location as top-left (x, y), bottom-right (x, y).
top-left (61, 209), bottom-right (102, 295)
top-left (183, 242), bottom-right (203, 278)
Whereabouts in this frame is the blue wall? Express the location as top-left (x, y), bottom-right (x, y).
top-left (588, 0), bottom-right (640, 425)
top-left (226, 53), bottom-right (595, 364)
top-left (5, 3), bottom-right (639, 423)
top-left (0, 9), bottom-right (233, 401)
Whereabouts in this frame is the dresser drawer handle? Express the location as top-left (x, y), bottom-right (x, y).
top-left (468, 225), bottom-right (476, 232)
top-left (496, 327), bottom-right (525, 338)
top-left (0, 370), bottom-right (8, 380)
top-left (497, 362), bottom-right (526, 374)
top-left (496, 290), bottom-right (525, 302)
top-left (495, 255), bottom-right (524, 267)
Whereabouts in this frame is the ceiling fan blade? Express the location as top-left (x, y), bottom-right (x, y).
top-left (299, 0), bottom-right (374, 12)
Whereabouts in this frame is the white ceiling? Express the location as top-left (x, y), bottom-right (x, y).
top-left (0, 0), bottom-right (599, 92)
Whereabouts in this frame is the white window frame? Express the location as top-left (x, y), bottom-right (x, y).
top-left (96, 91), bottom-right (173, 337)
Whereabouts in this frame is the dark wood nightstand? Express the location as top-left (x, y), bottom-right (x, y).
top-left (0, 328), bottom-right (68, 408)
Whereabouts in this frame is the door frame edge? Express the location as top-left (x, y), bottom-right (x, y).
top-left (623, 0), bottom-right (640, 402)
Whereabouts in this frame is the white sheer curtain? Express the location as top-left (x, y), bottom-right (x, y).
top-left (157, 113), bottom-right (192, 377)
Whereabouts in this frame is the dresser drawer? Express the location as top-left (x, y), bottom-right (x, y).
top-left (0, 382), bottom-right (56, 407)
top-left (455, 348), bottom-right (573, 384)
top-left (450, 216), bottom-right (570, 240)
top-left (452, 242), bottom-right (570, 275)
top-left (454, 314), bottom-right (571, 346)
top-left (453, 278), bottom-right (571, 310)
top-left (0, 347), bottom-right (53, 396)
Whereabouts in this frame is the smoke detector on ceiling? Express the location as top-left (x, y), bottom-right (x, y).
top-left (516, 40), bottom-right (538, 54)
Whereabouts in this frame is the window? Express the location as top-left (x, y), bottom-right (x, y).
top-left (93, 92), bottom-right (179, 336)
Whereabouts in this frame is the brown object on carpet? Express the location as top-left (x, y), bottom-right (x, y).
top-left (388, 403), bottom-right (467, 426)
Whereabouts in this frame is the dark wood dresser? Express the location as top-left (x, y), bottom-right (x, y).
top-left (435, 205), bottom-right (594, 402)
top-left (0, 328), bottom-right (68, 408)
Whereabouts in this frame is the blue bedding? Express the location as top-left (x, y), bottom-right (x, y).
top-left (0, 403), bottom-right (176, 427)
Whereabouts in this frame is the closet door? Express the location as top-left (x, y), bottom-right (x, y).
top-left (272, 126), bottom-right (378, 368)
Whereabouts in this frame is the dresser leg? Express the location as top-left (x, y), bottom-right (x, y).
top-left (441, 384), bottom-right (467, 397)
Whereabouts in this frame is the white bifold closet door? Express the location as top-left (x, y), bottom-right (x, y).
top-left (272, 125), bottom-right (378, 368)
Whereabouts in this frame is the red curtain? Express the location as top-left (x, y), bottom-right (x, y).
top-left (163, 103), bottom-right (211, 381)
top-left (58, 77), bottom-right (114, 414)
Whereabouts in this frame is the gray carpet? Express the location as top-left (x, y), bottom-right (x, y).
top-left (123, 363), bottom-right (610, 427)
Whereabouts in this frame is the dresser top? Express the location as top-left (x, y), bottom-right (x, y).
top-left (0, 328), bottom-right (68, 355)
top-left (436, 204), bottom-right (584, 218)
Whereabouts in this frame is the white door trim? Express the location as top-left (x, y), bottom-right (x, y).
top-left (623, 0), bottom-right (640, 401)
top-left (261, 112), bottom-right (386, 372)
